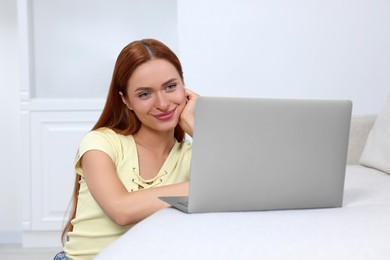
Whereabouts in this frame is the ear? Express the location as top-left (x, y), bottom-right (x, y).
top-left (119, 91), bottom-right (133, 110)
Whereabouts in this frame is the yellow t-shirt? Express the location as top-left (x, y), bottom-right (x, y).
top-left (64, 128), bottom-right (191, 260)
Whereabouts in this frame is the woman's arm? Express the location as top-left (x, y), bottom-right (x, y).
top-left (179, 88), bottom-right (199, 137)
top-left (82, 150), bottom-right (189, 226)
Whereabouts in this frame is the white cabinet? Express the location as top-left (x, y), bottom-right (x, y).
top-left (22, 108), bottom-right (100, 247)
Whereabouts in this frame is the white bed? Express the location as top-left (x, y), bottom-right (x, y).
top-left (96, 165), bottom-right (390, 260)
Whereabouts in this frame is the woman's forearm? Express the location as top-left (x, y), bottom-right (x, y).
top-left (110, 181), bottom-right (189, 226)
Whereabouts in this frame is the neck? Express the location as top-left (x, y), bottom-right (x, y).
top-left (133, 127), bottom-right (176, 156)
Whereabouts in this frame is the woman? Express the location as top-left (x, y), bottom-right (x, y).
top-left (55, 39), bottom-right (198, 260)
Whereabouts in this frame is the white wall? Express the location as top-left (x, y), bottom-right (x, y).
top-left (31, 0), bottom-right (179, 99)
top-left (0, 0), bottom-right (22, 243)
top-left (178, 0), bottom-right (390, 114)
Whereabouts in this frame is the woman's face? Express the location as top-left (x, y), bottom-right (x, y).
top-left (121, 58), bottom-right (186, 134)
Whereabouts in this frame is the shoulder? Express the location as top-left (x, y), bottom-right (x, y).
top-left (83, 127), bottom-right (120, 141)
top-left (177, 139), bottom-right (192, 161)
top-left (179, 139), bottom-right (192, 151)
top-left (78, 128), bottom-right (132, 161)
top-left (75, 128), bottom-right (135, 176)
top-left (80, 128), bottom-right (118, 150)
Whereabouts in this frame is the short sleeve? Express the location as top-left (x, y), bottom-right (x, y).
top-left (75, 128), bottom-right (121, 177)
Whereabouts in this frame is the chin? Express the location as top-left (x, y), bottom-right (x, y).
top-left (155, 120), bottom-right (179, 133)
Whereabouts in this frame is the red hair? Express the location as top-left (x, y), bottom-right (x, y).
top-left (62, 39), bottom-right (185, 244)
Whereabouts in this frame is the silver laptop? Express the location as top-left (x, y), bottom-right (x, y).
top-left (160, 96), bottom-right (352, 213)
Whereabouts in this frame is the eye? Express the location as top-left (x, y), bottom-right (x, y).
top-left (165, 83), bottom-right (177, 91)
top-left (138, 91), bottom-right (151, 99)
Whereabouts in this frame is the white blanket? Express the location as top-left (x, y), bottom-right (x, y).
top-left (97, 165), bottom-right (390, 260)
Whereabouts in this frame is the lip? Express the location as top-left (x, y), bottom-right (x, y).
top-left (153, 109), bottom-right (176, 121)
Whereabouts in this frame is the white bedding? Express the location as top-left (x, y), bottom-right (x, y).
top-left (96, 165), bottom-right (390, 260)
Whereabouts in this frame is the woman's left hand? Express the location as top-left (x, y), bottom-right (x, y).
top-left (179, 88), bottom-right (199, 137)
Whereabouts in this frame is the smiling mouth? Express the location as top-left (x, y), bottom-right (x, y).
top-left (153, 109), bottom-right (176, 121)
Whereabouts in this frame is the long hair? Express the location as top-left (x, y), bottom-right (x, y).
top-left (61, 39), bottom-right (185, 245)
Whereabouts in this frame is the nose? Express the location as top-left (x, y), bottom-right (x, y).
top-left (155, 92), bottom-right (169, 111)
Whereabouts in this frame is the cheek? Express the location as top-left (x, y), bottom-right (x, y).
top-left (128, 98), bottom-right (146, 114)
top-left (174, 91), bottom-right (187, 109)
top-left (177, 86), bottom-right (187, 102)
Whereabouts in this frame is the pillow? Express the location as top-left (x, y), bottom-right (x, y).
top-left (359, 93), bottom-right (390, 174)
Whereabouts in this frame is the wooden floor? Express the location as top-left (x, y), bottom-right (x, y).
top-left (0, 244), bottom-right (61, 260)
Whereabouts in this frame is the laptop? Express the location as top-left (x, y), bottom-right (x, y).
top-left (160, 96), bottom-right (352, 213)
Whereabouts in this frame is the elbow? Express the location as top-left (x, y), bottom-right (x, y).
top-left (112, 214), bottom-right (134, 227)
top-left (109, 209), bottom-right (138, 227)
top-left (108, 201), bottom-right (139, 227)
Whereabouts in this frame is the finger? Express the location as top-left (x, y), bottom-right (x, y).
top-left (185, 89), bottom-right (199, 100)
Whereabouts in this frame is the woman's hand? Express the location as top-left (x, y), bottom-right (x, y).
top-left (179, 88), bottom-right (199, 137)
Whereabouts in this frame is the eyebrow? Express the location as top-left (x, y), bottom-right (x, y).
top-left (133, 78), bottom-right (178, 92)
top-left (162, 78), bottom-right (178, 86)
top-left (134, 86), bottom-right (153, 93)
